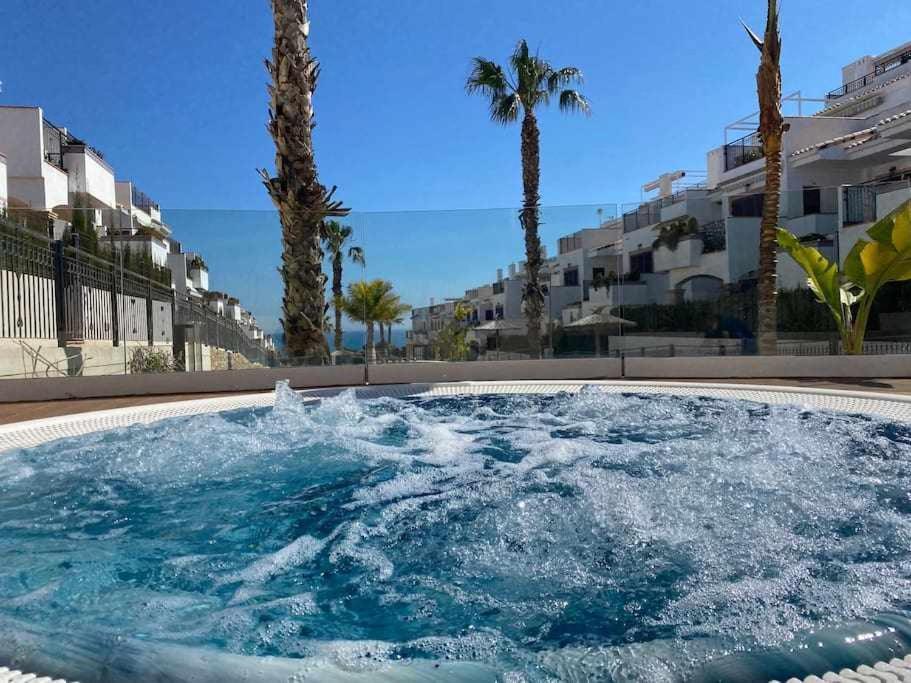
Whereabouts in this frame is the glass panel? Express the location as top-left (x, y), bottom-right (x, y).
top-left (3, 182), bottom-right (911, 382)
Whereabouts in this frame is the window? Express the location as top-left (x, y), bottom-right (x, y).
top-left (731, 193), bottom-right (764, 217)
top-left (485, 309), bottom-right (494, 321)
top-left (803, 187), bottom-right (821, 215)
top-left (629, 251), bottom-right (653, 275)
top-left (563, 268), bottom-right (579, 287)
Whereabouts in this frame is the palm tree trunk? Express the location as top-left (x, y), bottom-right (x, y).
top-left (332, 255), bottom-right (343, 352)
top-left (520, 110), bottom-right (544, 359)
top-left (757, 136), bottom-right (781, 355)
top-left (261, 0), bottom-right (346, 362)
top-left (366, 322), bottom-right (376, 363)
top-left (755, 0), bottom-right (784, 356)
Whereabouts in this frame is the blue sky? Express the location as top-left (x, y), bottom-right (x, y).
top-left (2, 1), bottom-right (909, 331)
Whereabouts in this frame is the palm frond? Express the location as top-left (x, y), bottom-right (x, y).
top-left (740, 17), bottom-right (763, 51)
top-left (558, 89), bottom-right (591, 115)
top-left (466, 58), bottom-right (510, 96)
top-left (348, 245), bottom-right (365, 267)
top-left (509, 39), bottom-right (531, 77)
top-left (491, 92), bottom-right (521, 124)
top-left (547, 66), bottom-right (584, 93)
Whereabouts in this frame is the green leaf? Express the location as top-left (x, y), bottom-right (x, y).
top-left (776, 228), bottom-right (843, 325)
top-left (846, 199), bottom-right (911, 295)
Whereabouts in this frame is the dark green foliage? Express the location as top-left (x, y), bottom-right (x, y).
top-left (620, 287), bottom-right (839, 335)
top-left (652, 216), bottom-right (699, 251)
top-left (620, 284), bottom-right (911, 336)
top-left (69, 193), bottom-right (99, 255)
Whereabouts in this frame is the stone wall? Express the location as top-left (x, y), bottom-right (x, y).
top-left (209, 347), bottom-right (263, 371)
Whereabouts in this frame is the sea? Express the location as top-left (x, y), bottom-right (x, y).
top-left (272, 329), bottom-right (407, 352)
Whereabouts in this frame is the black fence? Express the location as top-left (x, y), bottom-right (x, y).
top-left (622, 200), bottom-right (661, 233)
top-left (0, 218), bottom-right (273, 370)
top-left (723, 131), bottom-right (764, 171)
top-left (699, 220), bottom-right (727, 253)
top-left (174, 297), bottom-right (272, 367)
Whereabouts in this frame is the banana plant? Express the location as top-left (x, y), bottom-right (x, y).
top-left (777, 198), bottom-right (911, 354)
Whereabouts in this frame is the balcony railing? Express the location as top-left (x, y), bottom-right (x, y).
top-left (827, 47), bottom-right (911, 99)
top-left (843, 181), bottom-right (911, 226)
top-left (132, 186), bottom-right (160, 213)
top-left (42, 118), bottom-right (106, 170)
top-left (699, 220), bottom-right (727, 253)
top-left (622, 200), bottom-right (661, 233)
top-left (723, 131), bottom-right (764, 172)
top-left (42, 120), bottom-right (66, 170)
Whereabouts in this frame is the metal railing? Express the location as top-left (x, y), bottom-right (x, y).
top-left (131, 186), bottom-right (160, 213)
top-left (0, 216), bottom-right (273, 369)
top-left (174, 297), bottom-right (273, 367)
top-left (843, 186), bottom-right (877, 226)
top-left (622, 200), bottom-right (661, 233)
top-left (724, 131), bottom-right (764, 171)
top-left (699, 220), bottom-right (727, 253)
top-left (827, 48), bottom-right (911, 99)
top-left (843, 181), bottom-right (911, 226)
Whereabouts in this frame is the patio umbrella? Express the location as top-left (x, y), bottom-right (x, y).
top-left (564, 310), bottom-right (637, 357)
top-left (473, 319), bottom-right (526, 355)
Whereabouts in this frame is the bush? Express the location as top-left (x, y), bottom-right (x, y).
top-left (129, 347), bottom-right (177, 374)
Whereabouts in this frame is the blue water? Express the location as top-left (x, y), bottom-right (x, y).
top-left (1, 385), bottom-right (911, 681)
top-left (272, 329), bottom-right (407, 352)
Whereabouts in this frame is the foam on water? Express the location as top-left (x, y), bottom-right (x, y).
top-left (1, 383), bottom-right (911, 681)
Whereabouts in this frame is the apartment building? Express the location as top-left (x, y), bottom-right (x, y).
top-left (593, 40), bottom-right (911, 306)
top-left (0, 104), bottom-right (272, 363)
top-left (411, 39), bottom-right (911, 353)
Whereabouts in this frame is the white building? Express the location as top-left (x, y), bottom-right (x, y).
top-left (0, 106), bottom-right (113, 236)
top-left (0, 153), bottom-right (8, 212)
top-left (107, 180), bottom-right (172, 266)
top-left (411, 40), bottom-right (911, 353)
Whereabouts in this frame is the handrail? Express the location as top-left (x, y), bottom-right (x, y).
top-left (826, 47), bottom-right (911, 99)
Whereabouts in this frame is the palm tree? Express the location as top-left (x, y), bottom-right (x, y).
top-left (341, 279), bottom-right (397, 363)
top-left (742, 1), bottom-right (785, 355)
top-left (321, 220), bottom-right (365, 353)
top-left (260, 0), bottom-right (348, 362)
top-left (467, 40), bottom-right (589, 358)
top-left (376, 296), bottom-right (411, 360)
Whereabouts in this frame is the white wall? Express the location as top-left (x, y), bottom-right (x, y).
top-left (64, 148), bottom-right (116, 208)
top-left (666, 249), bottom-right (729, 290)
top-left (150, 237), bottom-right (169, 267)
top-left (42, 163), bottom-right (69, 209)
top-left (0, 106), bottom-right (44, 180)
top-left (190, 267), bottom-right (209, 292)
top-left (0, 154), bottom-right (7, 210)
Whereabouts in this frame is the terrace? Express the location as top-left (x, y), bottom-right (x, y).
top-left (826, 45), bottom-right (911, 99)
top-left (723, 130), bottom-right (764, 171)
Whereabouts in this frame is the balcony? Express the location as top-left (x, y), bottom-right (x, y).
top-left (699, 220), bottom-right (727, 253)
top-left (723, 131), bottom-right (764, 172)
top-left (654, 236), bottom-right (703, 271)
top-left (43, 118), bottom-right (106, 170)
top-left (622, 200), bottom-right (661, 233)
top-left (843, 181), bottom-right (911, 226)
top-left (132, 186), bottom-right (160, 213)
top-left (827, 47), bottom-right (911, 99)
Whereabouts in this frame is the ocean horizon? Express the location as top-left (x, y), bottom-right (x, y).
top-left (272, 328), bottom-right (407, 352)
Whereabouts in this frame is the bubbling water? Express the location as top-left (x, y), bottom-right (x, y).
top-left (1, 384), bottom-right (911, 681)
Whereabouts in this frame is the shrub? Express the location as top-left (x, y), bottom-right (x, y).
top-left (129, 347), bottom-right (177, 374)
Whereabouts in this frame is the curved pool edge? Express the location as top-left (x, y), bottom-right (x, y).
top-left (2, 379), bottom-right (911, 453)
